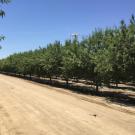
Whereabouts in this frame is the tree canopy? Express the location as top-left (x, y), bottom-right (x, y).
top-left (0, 15), bottom-right (135, 91)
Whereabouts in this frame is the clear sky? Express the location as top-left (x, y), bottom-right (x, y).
top-left (0, 0), bottom-right (135, 58)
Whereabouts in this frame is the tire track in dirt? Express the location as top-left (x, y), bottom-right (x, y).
top-left (0, 74), bottom-right (135, 135)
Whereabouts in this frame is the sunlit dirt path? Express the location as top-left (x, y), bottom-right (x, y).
top-left (0, 74), bottom-right (135, 135)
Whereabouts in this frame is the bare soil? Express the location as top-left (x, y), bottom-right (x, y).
top-left (0, 74), bottom-right (135, 135)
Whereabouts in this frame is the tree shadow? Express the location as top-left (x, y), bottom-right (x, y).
top-left (109, 85), bottom-right (135, 92)
top-left (2, 73), bottom-right (135, 107)
top-left (126, 82), bottom-right (135, 87)
top-left (64, 85), bottom-right (135, 107)
top-left (98, 91), bottom-right (135, 107)
top-left (24, 75), bottom-right (135, 107)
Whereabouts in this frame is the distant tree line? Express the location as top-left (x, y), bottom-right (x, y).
top-left (0, 15), bottom-right (135, 91)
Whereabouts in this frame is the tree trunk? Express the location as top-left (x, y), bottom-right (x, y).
top-left (66, 79), bottom-right (69, 88)
top-left (107, 81), bottom-right (110, 88)
top-left (76, 78), bottom-right (79, 83)
top-left (96, 82), bottom-right (99, 92)
top-left (30, 73), bottom-right (32, 80)
top-left (116, 82), bottom-right (118, 88)
top-left (115, 80), bottom-right (119, 88)
top-left (50, 77), bottom-right (52, 84)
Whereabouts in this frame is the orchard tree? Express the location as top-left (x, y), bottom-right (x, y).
top-left (41, 41), bottom-right (62, 83)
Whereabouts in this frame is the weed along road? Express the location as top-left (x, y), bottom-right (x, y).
top-left (0, 74), bottom-right (135, 135)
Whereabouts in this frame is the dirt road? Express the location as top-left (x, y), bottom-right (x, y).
top-left (0, 74), bottom-right (135, 135)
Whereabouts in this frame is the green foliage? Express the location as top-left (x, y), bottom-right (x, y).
top-left (41, 41), bottom-right (62, 79)
top-left (62, 38), bottom-right (82, 80)
top-left (0, 15), bottom-right (135, 90)
top-left (0, 0), bottom-right (10, 17)
top-left (0, 0), bottom-right (10, 48)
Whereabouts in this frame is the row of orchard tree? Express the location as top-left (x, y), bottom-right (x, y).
top-left (0, 16), bottom-right (135, 91)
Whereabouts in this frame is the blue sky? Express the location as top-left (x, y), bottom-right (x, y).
top-left (0, 0), bottom-right (135, 58)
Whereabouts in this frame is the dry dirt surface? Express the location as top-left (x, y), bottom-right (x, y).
top-left (0, 74), bottom-right (135, 135)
